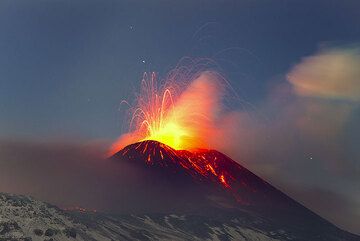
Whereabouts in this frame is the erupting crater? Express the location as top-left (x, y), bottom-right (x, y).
top-left (109, 71), bottom-right (229, 156)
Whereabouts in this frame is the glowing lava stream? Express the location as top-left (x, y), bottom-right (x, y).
top-left (109, 70), bottom-right (225, 155)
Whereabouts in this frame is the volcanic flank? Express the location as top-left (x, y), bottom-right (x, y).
top-left (111, 140), bottom-right (307, 211)
top-left (108, 140), bottom-right (360, 240)
top-left (112, 140), bottom-right (291, 208)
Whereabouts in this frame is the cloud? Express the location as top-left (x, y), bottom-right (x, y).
top-left (283, 186), bottom-right (360, 235)
top-left (0, 140), bottom-right (152, 212)
top-left (288, 47), bottom-right (360, 102)
top-left (0, 140), bottom-right (108, 208)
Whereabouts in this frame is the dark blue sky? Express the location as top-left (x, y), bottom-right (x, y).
top-left (1, 0), bottom-right (359, 140)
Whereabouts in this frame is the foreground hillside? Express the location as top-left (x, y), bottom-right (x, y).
top-left (0, 192), bottom-right (358, 241)
top-left (0, 192), bottom-right (281, 241)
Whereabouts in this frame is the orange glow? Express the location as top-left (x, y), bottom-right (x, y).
top-left (109, 70), bottom-right (225, 155)
top-left (220, 174), bottom-right (230, 188)
top-left (206, 164), bottom-right (217, 176)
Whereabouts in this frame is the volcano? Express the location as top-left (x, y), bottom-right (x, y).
top-left (108, 140), bottom-right (359, 240)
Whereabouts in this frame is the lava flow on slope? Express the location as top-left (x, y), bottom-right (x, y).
top-left (113, 140), bottom-right (292, 208)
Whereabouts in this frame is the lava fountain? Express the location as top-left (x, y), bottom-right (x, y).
top-left (109, 70), bottom-right (227, 155)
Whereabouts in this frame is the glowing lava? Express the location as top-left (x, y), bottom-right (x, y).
top-left (109, 70), bottom-right (225, 155)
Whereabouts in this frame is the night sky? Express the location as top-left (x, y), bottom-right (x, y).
top-left (0, 0), bottom-right (360, 235)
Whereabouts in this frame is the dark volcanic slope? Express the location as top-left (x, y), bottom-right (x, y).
top-left (110, 140), bottom-right (359, 241)
top-left (113, 140), bottom-right (292, 207)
